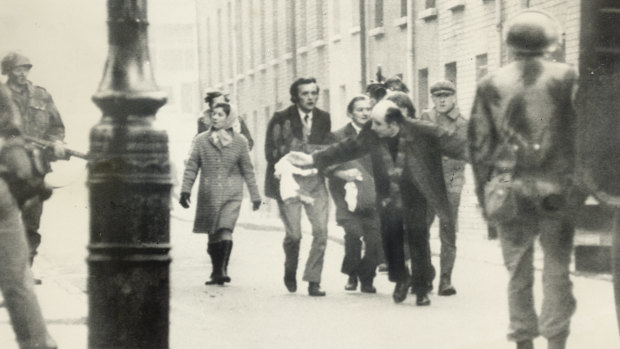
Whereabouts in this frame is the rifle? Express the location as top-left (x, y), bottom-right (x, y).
top-left (22, 135), bottom-right (89, 160)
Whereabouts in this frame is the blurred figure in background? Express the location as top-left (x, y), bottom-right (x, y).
top-left (385, 75), bottom-right (410, 94)
top-left (180, 102), bottom-right (261, 286)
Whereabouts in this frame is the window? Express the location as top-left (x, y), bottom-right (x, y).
top-left (227, 2), bottom-right (233, 77)
top-left (249, 0), bottom-right (255, 68)
top-left (352, 0), bottom-right (360, 27)
top-left (217, 9), bottom-right (224, 81)
top-left (236, 0), bottom-right (244, 73)
top-left (260, 0), bottom-right (266, 63)
top-left (299, 0), bottom-right (308, 46)
top-left (374, 0), bottom-right (384, 28)
top-left (418, 68), bottom-right (429, 111)
top-left (401, 0), bottom-right (407, 17)
top-left (332, 1), bottom-right (340, 35)
top-left (426, 0), bottom-right (436, 9)
top-left (272, 0), bottom-right (279, 58)
top-left (445, 62), bottom-right (457, 85)
top-left (286, 1), bottom-right (293, 52)
top-left (322, 89), bottom-right (330, 112)
top-left (316, 0), bottom-right (324, 39)
top-left (475, 54), bottom-right (488, 82)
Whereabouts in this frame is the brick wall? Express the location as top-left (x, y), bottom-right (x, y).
top-left (195, 0), bottom-right (582, 228)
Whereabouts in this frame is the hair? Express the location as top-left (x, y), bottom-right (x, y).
top-left (366, 83), bottom-right (387, 101)
top-left (205, 91), bottom-right (229, 108)
top-left (212, 102), bottom-right (231, 116)
top-left (346, 95), bottom-right (369, 114)
top-left (384, 106), bottom-right (406, 125)
top-left (289, 77), bottom-right (320, 104)
top-left (385, 76), bottom-right (409, 93)
top-left (386, 91), bottom-right (416, 119)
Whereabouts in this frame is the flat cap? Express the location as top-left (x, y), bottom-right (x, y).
top-left (430, 80), bottom-right (456, 95)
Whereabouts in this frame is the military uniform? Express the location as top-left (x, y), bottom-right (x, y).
top-left (7, 80), bottom-right (65, 264)
top-left (421, 106), bottom-right (466, 292)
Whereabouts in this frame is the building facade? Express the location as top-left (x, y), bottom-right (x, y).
top-left (195, 0), bottom-right (581, 219)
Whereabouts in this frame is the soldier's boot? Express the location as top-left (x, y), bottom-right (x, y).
top-left (516, 340), bottom-right (534, 349)
top-left (205, 243), bottom-right (224, 285)
top-left (220, 240), bottom-right (233, 283)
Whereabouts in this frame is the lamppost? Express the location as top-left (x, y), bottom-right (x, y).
top-left (87, 0), bottom-right (171, 347)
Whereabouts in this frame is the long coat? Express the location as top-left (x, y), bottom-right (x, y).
top-left (181, 130), bottom-right (261, 234)
top-left (264, 105), bottom-right (331, 200)
top-left (313, 119), bottom-right (467, 225)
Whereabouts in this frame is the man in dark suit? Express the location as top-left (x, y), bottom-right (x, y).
top-left (264, 77), bottom-right (332, 297)
top-left (326, 95), bottom-right (381, 293)
top-left (287, 100), bottom-right (467, 305)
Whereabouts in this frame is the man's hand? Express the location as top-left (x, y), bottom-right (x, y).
top-left (285, 151), bottom-right (314, 166)
top-left (334, 168), bottom-right (362, 182)
top-left (252, 200), bottom-right (262, 211)
top-left (52, 141), bottom-right (67, 159)
top-left (179, 192), bottom-right (191, 209)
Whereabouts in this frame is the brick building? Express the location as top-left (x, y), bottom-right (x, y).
top-left (195, 0), bottom-right (582, 227)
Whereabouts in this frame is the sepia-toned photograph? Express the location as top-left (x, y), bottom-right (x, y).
top-left (0, 0), bottom-right (619, 348)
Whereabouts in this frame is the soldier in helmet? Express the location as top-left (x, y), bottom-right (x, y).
top-left (1, 52), bottom-right (66, 284)
top-left (468, 9), bottom-right (585, 349)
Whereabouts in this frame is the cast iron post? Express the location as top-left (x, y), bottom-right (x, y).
top-left (87, 0), bottom-right (170, 348)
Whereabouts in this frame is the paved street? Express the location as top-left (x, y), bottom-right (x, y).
top-left (0, 172), bottom-right (618, 349)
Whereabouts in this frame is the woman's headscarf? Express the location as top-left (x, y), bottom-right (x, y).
top-left (210, 103), bottom-right (239, 149)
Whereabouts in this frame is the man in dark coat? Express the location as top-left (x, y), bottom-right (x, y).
top-left (421, 80), bottom-right (468, 296)
top-left (287, 100), bottom-right (467, 305)
top-left (2, 52), bottom-right (66, 284)
top-left (264, 77), bottom-right (332, 296)
top-left (326, 95), bottom-right (381, 293)
top-left (468, 9), bottom-right (584, 349)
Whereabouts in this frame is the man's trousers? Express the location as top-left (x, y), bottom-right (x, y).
top-left (497, 216), bottom-right (576, 342)
top-left (277, 184), bottom-right (329, 283)
top-left (339, 210), bottom-right (382, 283)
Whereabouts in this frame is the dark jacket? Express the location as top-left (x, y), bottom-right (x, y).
top-left (264, 105), bottom-right (331, 200)
top-left (468, 56), bottom-right (580, 212)
top-left (327, 123), bottom-right (376, 223)
top-left (313, 119), bottom-right (466, 225)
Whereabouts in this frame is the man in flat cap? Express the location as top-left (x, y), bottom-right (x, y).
top-left (421, 80), bottom-right (467, 296)
top-left (1, 52), bottom-right (66, 284)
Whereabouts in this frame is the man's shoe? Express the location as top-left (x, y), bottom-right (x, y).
top-left (392, 279), bottom-right (409, 303)
top-left (308, 282), bottom-right (326, 297)
top-left (516, 339), bottom-right (534, 349)
top-left (360, 283), bottom-right (377, 294)
top-left (205, 278), bottom-right (225, 286)
top-left (438, 275), bottom-right (456, 296)
top-left (284, 275), bottom-right (297, 293)
top-left (416, 293), bottom-right (431, 306)
top-left (344, 275), bottom-right (358, 291)
top-left (377, 263), bottom-right (388, 272)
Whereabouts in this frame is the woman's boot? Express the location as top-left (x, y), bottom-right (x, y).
top-left (205, 243), bottom-right (224, 285)
top-left (221, 240), bottom-right (233, 283)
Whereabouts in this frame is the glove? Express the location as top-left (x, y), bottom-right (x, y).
top-left (179, 192), bottom-right (191, 208)
top-left (252, 200), bottom-right (262, 211)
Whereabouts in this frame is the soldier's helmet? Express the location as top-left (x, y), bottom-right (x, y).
top-left (505, 9), bottom-right (561, 54)
top-left (1, 52), bottom-right (33, 75)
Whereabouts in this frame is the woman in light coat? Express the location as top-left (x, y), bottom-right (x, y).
top-left (180, 102), bottom-right (261, 285)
